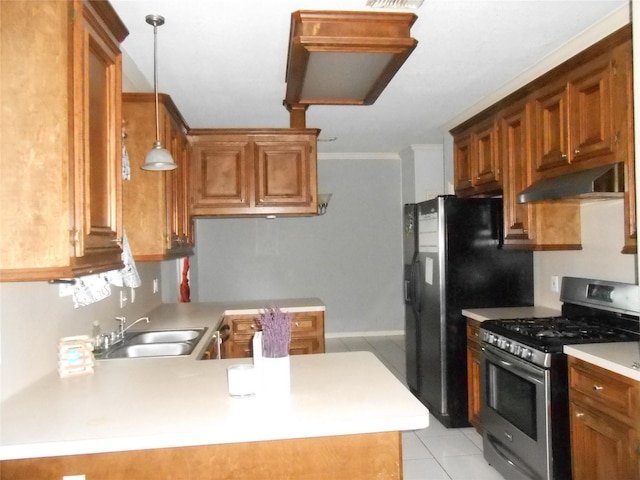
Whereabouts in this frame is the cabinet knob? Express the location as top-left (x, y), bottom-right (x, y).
top-left (592, 384), bottom-right (604, 392)
top-left (574, 149), bottom-right (580, 155)
top-left (561, 153), bottom-right (568, 159)
top-left (575, 412), bottom-right (585, 418)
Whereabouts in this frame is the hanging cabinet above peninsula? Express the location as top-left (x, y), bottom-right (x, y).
top-left (0, 0), bottom-right (128, 281)
top-left (451, 25), bottom-right (634, 253)
top-left (188, 129), bottom-right (320, 217)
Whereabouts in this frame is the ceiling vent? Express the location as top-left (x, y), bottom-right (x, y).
top-left (366, 0), bottom-right (424, 9)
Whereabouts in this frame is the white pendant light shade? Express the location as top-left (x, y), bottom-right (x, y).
top-left (141, 14), bottom-right (177, 172)
top-left (142, 141), bottom-right (177, 171)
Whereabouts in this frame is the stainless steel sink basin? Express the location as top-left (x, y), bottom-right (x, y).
top-left (98, 328), bottom-right (206, 359)
top-left (105, 342), bottom-right (194, 359)
top-left (126, 329), bottom-right (203, 345)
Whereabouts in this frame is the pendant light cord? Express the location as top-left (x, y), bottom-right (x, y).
top-left (153, 23), bottom-right (160, 144)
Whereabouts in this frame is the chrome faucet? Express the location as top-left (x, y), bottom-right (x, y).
top-left (111, 316), bottom-right (150, 344)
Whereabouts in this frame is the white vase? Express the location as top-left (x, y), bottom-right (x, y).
top-left (262, 355), bottom-right (290, 396)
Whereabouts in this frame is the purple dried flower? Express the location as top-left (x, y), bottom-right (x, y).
top-left (259, 306), bottom-right (292, 358)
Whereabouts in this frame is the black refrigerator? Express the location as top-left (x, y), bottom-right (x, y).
top-left (403, 195), bottom-right (533, 427)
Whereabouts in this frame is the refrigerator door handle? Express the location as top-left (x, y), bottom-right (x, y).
top-left (411, 257), bottom-right (422, 312)
top-left (404, 279), bottom-right (411, 303)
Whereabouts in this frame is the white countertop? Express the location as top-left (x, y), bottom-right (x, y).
top-left (462, 306), bottom-right (562, 322)
top-left (564, 342), bottom-right (640, 382)
top-left (0, 300), bottom-right (429, 461)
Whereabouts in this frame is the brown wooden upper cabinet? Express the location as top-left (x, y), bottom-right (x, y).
top-left (122, 93), bottom-right (194, 261)
top-left (453, 117), bottom-right (501, 197)
top-left (0, 0), bottom-right (128, 281)
top-left (189, 129), bottom-right (320, 217)
top-left (500, 100), bottom-right (582, 250)
top-left (451, 25), bottom-right (634, 253)
top-left (531, 49), bottom-right (620, 180)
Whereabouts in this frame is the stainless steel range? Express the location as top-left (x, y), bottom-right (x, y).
top-left (480, 277), bottom-right (640, 480)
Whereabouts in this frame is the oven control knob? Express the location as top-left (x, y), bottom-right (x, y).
top-left (522, 349), bottom-right (532, 360)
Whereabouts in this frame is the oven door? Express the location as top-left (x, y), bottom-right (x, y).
top-left (481, 343), bottom-right (551, 480)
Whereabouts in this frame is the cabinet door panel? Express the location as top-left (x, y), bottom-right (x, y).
top-left (453, 133), bottom-right (473, 194)
top-left (191, 142), bottom-right (252, 213)
top-left (569, 59), bottom-right (614, 164)
top-left (70, 4), bottom-right (123, 273)
top-left (165, 113), bottom-right (192, 252)
top-left (255, 141), bottom-right (312, 208)
top-left (570, 402), bottom-right (638, 480)
top-left (290, 337), bottom-right (318, 355)
top-left (473, 121), bottom-right (499, 187)
top-left (533, 84), bottom-right (569, 175)
top-left (501, 106), bottom-right (532, 242)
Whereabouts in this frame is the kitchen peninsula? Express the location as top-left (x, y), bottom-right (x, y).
top-left (1, 300), bottom-right (429, 479)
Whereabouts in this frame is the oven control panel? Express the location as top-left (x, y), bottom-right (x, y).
top-left (481, 331), bottom-right (550, 368)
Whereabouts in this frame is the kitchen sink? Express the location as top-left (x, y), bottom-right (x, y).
top-left (105, 342), bottom-right (194, 359)
top-left (98, 328), bottom-right (206, 359)
top-left (125, 329), bottom-right (204, 345)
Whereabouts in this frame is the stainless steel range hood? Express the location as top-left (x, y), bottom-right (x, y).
top-left (517, 163), bottom-right (624, 203)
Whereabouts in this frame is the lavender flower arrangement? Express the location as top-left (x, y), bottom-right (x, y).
top-left (259, 306), bottom-right (292, 358)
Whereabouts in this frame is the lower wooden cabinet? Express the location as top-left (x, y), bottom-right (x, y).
top-left (0, 431), bottom-right (400, 480)
top-left (568, 356), bottom-right (640, 480)
top-left (466, 318), bottom-right (482, 432)
top-left (221, 311), bottom-right (325, 359)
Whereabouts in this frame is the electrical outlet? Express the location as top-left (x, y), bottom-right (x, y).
top-left (119, 290), bottom-right (128, 308)
top-left (153, 278), bottom-right (159, 294)
top-left (130, 287), bottom-right (136, 304)
top-left (551, 276), bottom-right (560, 293)
top-left (62, 475), bottom-right (86, 480)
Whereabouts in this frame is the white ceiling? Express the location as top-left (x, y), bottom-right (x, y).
top-left (110, 0), bottom-right (629, 155)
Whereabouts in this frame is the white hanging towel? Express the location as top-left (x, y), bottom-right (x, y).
top-left (106, 231), bottom-right (141, 288)
top-left (71, 274), bottom-right (111, 308)
top-left (122, 135), bottom-right (131, 181)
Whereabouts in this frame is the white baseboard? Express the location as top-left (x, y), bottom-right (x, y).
top-left (325, 330), bottom-right (405, 338)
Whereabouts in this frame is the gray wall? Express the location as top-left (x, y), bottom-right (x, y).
top-left (189, 157), bottom-right (404, 335)
top-left (0, 262), bottom-right (163, 401)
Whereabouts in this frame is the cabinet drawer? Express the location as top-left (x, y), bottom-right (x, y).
top-left (466, 319), bottom-right (481, 351)
top-left (292, 312), bottom-right (323, 336)
top-left (228, 316), bottom-right (260, 335)
top-left (569, 358), bottom-right (638, 421)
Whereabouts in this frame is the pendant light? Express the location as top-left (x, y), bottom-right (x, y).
top-left (141, 14), bottom-right (177, 171)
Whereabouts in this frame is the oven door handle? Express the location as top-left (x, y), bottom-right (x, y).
top-left (482, 345), bottom-right (545, 385)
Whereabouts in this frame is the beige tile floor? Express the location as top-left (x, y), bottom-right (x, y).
top-left (325, 335), bottom-right (505, 480)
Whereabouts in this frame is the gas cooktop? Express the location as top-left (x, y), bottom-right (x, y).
top-left (481, 316), bottom-right (638, 353)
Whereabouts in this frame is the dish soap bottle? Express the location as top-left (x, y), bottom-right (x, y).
top-left (91, 320), bottom-right (102, 348)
